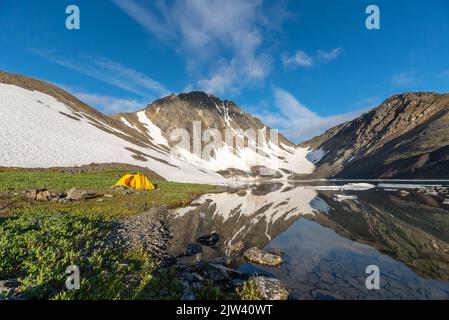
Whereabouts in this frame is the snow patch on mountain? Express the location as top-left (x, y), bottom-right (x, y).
top-left (136, 111), bottom-right (169, 147)
top-left (0, 84), bottom-right (225, 184)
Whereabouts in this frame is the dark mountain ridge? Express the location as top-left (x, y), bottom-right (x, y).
top-left (301, 92), bottom-right (449, 179)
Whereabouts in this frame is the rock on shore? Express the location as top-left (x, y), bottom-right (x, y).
top-left (243, 247), bottom-right (282, 266)
top-left (253, 277), bottom-right (289, 300)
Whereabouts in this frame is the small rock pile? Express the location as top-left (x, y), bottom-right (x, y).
top-left (24, 188), bottom-right (107, 203)
top-left (113, 207), bottom-right (172, 261)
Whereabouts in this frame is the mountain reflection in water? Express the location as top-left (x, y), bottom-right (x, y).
top-left (167, 181), bottom-right (449, 299)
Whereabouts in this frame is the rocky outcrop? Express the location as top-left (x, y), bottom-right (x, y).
top-left (301, 92), bottom-right (449, 179)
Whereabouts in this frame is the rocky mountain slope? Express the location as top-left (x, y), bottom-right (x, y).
top-left (301, 92), bottom-right (449, 179)
top-left (113, 91), bottom-right (314, 177)
top-left (0, 70), bottom-right (314, 183)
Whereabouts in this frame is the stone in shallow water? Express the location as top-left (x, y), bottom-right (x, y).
top-left (243, 247), bottom-right (282, 266)
top-left (196, 232), bottom-right (219, 246)
top-left (185, 243), bottom-right (202, 256)
top-left (253, 277), bottom-right (289, 300)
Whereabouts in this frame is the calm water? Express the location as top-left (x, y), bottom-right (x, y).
top-left (167, 181), bottom-right (449, 299)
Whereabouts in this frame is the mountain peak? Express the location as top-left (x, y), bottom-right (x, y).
top-left (177, 91), bottom-right (236, 109)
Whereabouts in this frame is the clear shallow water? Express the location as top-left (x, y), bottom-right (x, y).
top-left (167, 181), bottom-right (449, 300)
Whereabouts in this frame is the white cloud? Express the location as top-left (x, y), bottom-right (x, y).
top-left (282, 51), bottom-right (314, 68)
top-left (32, 49), bottom-right (169, 98)
top-left (113, 0), bottom-right (282, 96)
top-left (51, 82), bottom-right (147, 115)
top-left (317, 47), bottom-right (342, 62)
top-left (282, 47), bottom-right (342, 68)
top-left (255, 87), bottom-right (367, 142)
top-left (391, 71), bottom-right (417, 87)
top-left (111, 0), bottom-right (177, 42)
top-left (72, 92), bottom-right (146, 115)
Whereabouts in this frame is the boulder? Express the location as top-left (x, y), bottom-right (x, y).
top-left (207, 263), bottom-right (230, 281)
top-left (36, 189), bottom-right (52, 201)
top-left (66, 188), bottom-right (88, 201)
top-left (253, 277), bottom-right (289, 300)
top-left (243, 247), bottom-right (282, 266)
top-left (207, 263), bottom-right (240, 281)
top-left (66, 188), bottom-right (100, 201)
top-left (185, 243), bottom-right (202, 256)
top-left (399, 190), bottom-right (410, 196)
top-left (25, 189), bottom-right (52, 201)
top-left (196, 232), bottom-right (219, 246)
top-left (24, 190), bottom-right (37, 200)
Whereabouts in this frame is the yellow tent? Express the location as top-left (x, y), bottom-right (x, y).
top-left (113, 173), bottom-right (155, 190)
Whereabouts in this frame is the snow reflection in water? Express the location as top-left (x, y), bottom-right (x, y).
top-left (168, 181), bottom-right (449, 299)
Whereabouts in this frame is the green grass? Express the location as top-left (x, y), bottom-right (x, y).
top-left (0, 170), bottom-right (128, 192)
top-left (0, 168), bottom-right (218, 300)
top-left (0, 169), bottom-right (216, 219)
top-left (0, 211), bottom-right (157, 299)
top-left (236, 279), bottom-right (263, 300)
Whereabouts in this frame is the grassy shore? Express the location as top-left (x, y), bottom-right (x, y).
top-left (0, 168), bottom-right (222, 300)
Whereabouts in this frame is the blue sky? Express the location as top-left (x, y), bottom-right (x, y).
top-left (1, 0), bottom-right (449, 142)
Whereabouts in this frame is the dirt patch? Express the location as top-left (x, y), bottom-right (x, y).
top-left (0, 192), bottom-right (24, 216)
